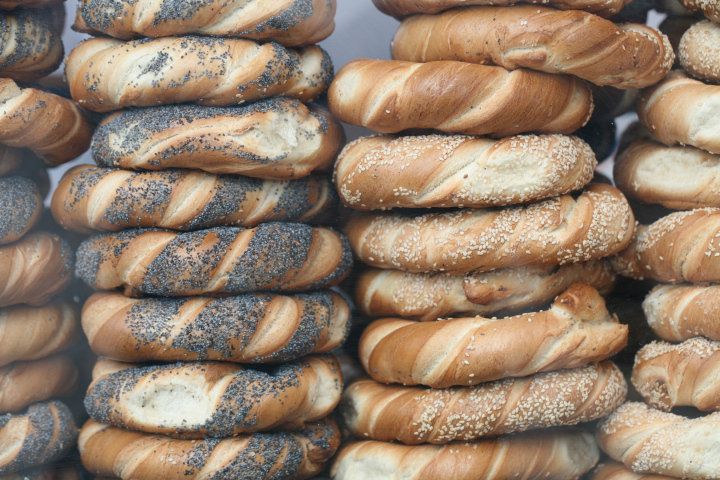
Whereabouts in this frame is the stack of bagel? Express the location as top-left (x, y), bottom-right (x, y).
top-left (323, 0), bottom-right (681, 478)
top-left (51, 2), bottom-right (356, 479)
top-left (596, 7), bottom-right (720, 479)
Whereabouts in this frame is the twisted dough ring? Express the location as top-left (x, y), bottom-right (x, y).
top-left (74, 0), bottom-right (336, 45)
top-left (52, 165), bottom-right (335, 233)
top-left (82, 290), bottom-right (349, 363)
top-left (360, 283), bottom-right (628, 388)
top-left (372, 0), bottom-right (632, 17)
top-left (643, 284), bottom-right (720, 342)
top-left (66, 37), bottom-right (333, 112)
top-left (0, 9), bottom-right (62, 81)
top-left (0, 177), bottom-right (41, 245)
top-left (0, 355), bottom-right (78, 414)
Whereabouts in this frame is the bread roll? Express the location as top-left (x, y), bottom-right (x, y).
top-left (373, 0), bottom-right (631, 18)
top-left (331, 430), bottom-right (600, 480)
top-left (0, 147), bottom-right (21, 177)
top-left (392, 6), bottom-right (673, 89)
top-left (79, 418), bottom-right (340, 480)
top-left (90, 99), bottom-right (342, 177)
top-left (678, 0), bottom-right (720, 22)
top-left (680, 20), bottom-right (720, 83)
top-left (638, 71), bottom-right (720, 155)
top-left (0, 177), bottom-right (41, 245)
top-left (347, 183), bottom-right (634, 274)
top-left (592, 462), bottom-right (675, 480)
top-left (328, 59), bottom-right (593, 138)
top-left (74, 0), bottom-right (335, 45)
top-left (0, 9), bottom-right (62, 81)
top-left (611, 208), bottom-right (720, 284)
top-left (644, 284), bottom-right (720, 342)
top-left (598, 402), bottom-right (720, 479)
top-left (355, 261), bottom-right (616, 321)
top-left (0, 355), bottom-right (78, 414)
top-left (614, 139), bottom-right (720, 209)
top-left (52, 165), bottom-right (335, 233)
top-left (335, 134), bottom-right (596, 210)
top-left (343, 361), bottom-right (626, 444)
top-left (0, 79), bottom-right (93, 165)
top-left (360, 283), bottom-right (628, 388)
top-left (76, 224), bottom-right (351, 296)
top-left (0, 401), bottom-right (77, 474)
top-left (66, 37), bottom-right (332, 112)
top-left (0, 232), bottom-right (73, 308)
top-left (82, 290), bottom-right (349, 363)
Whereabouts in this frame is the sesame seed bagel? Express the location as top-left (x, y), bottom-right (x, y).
top-left (0, 147), bottom-right (21, 177)
top-left (90, 99), bottom-right (342, 178)
top-left (644, 284), bottom-right (720, 342)
top-left (359, 283), bottom-right (628, 388)
top-left (0, 401), bottom-right (78, 474)
top-left (0, 232), bottom-right (73, 308)
top-left (614, 139), bottom-right (720, 210)
top-left (66, 37), bottom-right (333, 112)
top-left (342, 361), bottom-right (626, 444)
top-left (331, 430), bottom-right (600, 480)
top-left (372, 0), bottom-right (630, 18)
top-left (334, 134), bottom-right (596, 210)
top-left (52, 165), bottom-right (336, 234)
top-left (0, 177), bottom-right (41, 245)
top-left (73, 0), bottom-right (336, 45)
top-left (76, 224), bottom-right (351, 297)
top-left (632, 337), bottom-right (720, 411)
top-left (0, 9), bottom-right (62, 82)
top-left (592, 462), bottom-right (676, 480)
top-left (85, 355), bottom-right (342, 438)
top-left (598, 402), bottom-right (720, 479)
top-left (328, 59), bottom-right (593, 138)
top-left (355, 261), bottom-right (616, 321)
top-left (611, 208), bottom-right (720, 284)
top-left (79, 417), bottom-right (340, 480)
top-left (346, 183), bottom-right (634, 274)
top-left (678, 0), bottom-right (720, 23)
top-left (82, 291), bottom-right (349, 363)
top-left (680, 20), bottom-right (720, 83)
top-left (638, 71), bottom-right (720, 155)
top-left (0, 355), bottom-right (78, 414)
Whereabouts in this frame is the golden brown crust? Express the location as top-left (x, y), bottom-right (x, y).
top-left (52, 165), bottom-right (335, 233)
top-left (75, 225), bottom-right (352, 297)
top-left (592, 462), bottom-right (676, 480)
top-left (343, 361), bottom-right (626, 444)
top-left (372, 0), bottom-right (631, 18)
top-left (679, 20), bottom-right (720, 83)
top-left (0, 9), bottom-right (62, 81)
top-left (678, 0), bottom-right (720, 22)
top-left (334, 134), bottom-right (596, 210)
top-left (328, 59), bottom-right (593, 138)
top-left (79, 418), bottom-right (340, 480)
top-left (73, 0), bottom-right (336, 45)
top-left (0, 177), bottom-right (41, 246)
top-left (644, 284), bottom-right (720, 342)
top-left (0, 355), bottom-right (78, 414)
top-left (66, 37), bottom-right (333, 112)
top-left (355, 261), bottom-right (616, 321)
top-left (346, 183), bottom-right (635, 274)
top-left (392, 6), bottom-right (673, 89)
top-left (359, 283), bottom-right (628, 388)
top-left (0, 232), bottom-right (73, 308)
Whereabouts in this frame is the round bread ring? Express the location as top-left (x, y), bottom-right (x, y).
top-left (342, 361), bottom-right (627, 444)
top-left (614, 139), bottom-right (720, 209)
top-left (638, 71), bottom-right (720, 155)
top-left (680, 20), bottom-right (720, 83)
top-left (0, 177), bottom-right (41, 245)
top-left (73, 0), bottom-right (336, 45)
top-left (592, 462), bottom-right (675, 480)
top-left (75, 224), bottom-right (352, 297)
top-left (90, 99), bottom-right (342, 178)
top-left (346, 183), bottom-right (634, 274)
top-left (79, 417), bottom-right (340, 480)
top-left (82, 291), bottom-right (349, 363)
top-left (0, 401), bottom-right (78, 474)
top-left (0, 9), bottom-right (63, 82)
top-left (330, 430), bottom-right (600, 480)
top-left (598, 402), bottom-right (720, 479)
top-left (678, 0), bottom-right (720, 22)
top-left (52, 165), bottom-right (336, 233)
top-left (644, 284), bottom-right (720, 342)
top-left (334, 134), bottom-right (596, 210)
top-left (0, 355), bottom-right (78, 414)
top-left (359, 283), bottom-right (628, 388)
top-left (632, 337), bottom-right (720, 411)
top-left (0, 232), bottom-right (73, 308)
top-left (391, 6), bottom-right (673, 89)
top-left (85, 355), bottom-right (342, 438)
top-left (372, 0), bottom-right (631, 18)
top-left (66, 37), bottom-right (332, 112)
top-left (0, 147), bottom-right (21, 177)
top-left (355, 261), bottom-right (616, 321)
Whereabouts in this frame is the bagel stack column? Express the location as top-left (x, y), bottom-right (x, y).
top-left (55, 2), bottom-right (355, 479)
